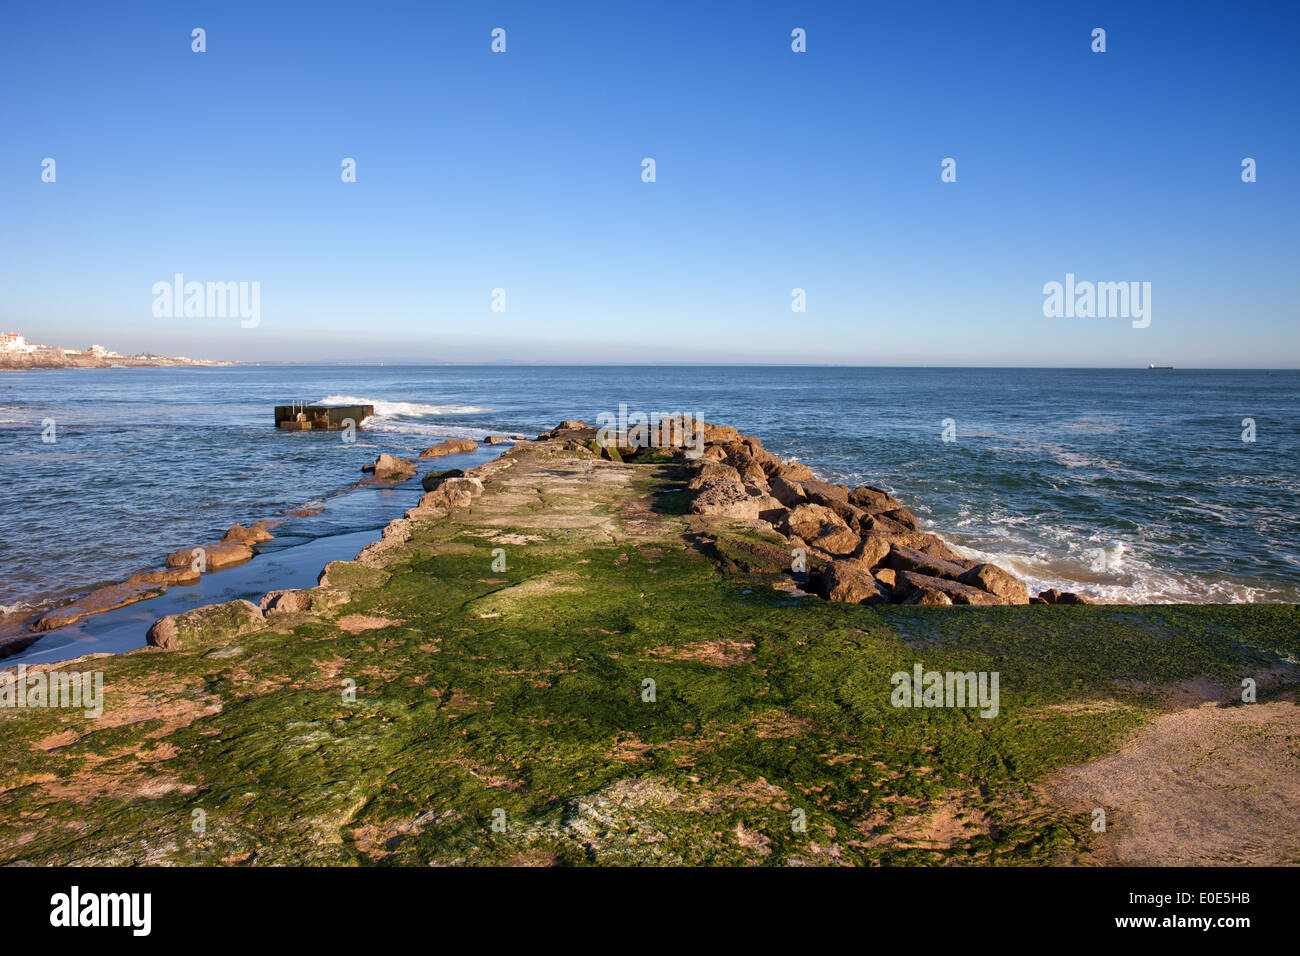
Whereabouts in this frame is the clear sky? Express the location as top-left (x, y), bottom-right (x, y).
top-left (2, 0), bottom-right (1297, 366)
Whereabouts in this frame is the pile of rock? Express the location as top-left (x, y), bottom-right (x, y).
top-left (666, 420), bottom-right (1087, 608)
top-left (31, 522), bottom-right (275, 632)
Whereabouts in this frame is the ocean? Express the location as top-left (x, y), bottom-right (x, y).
top-left (2, 365), bottom-right (1298, 663)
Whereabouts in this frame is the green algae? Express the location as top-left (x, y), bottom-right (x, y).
top-left (1, 448), bottom-right (1295, 866)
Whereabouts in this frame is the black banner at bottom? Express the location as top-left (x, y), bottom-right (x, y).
top-left (0, 865), bottom-right (1275, 943)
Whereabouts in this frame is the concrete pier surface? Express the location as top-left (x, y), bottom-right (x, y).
top-left (274, 402), bottom-right (374, 431)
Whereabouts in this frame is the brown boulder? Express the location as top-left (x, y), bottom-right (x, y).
top-left (1038, 588), bottom-right (1093, 605)
top-left (164, 541), bottom-right (255, 571)
top-left (863, 513), bottom-right (917, 535)
top-left (848, 485), bottom-right (905, 515)
top-left (421, 468), bottom-right (465, 491)
top-left (860, 531), bottom-right (966, 566)
top-left (777, 503), bottom-right (847, 541)
top-left (893, 571), bottom-right (1006, 606)
top-left (797, 479), bottom-right (850, 502)
top-left (418, 475), bottom-right (484, 510)
top-left (689, 478), bottom-right (773, 520)
top-left (903, 588), bottom-right (954, 606)
top-left (687, 462), bottom-right (742, 489)
top-left (774, 461), bottom-right (818, 482)
top-left (221, 523), bottom-right (274, 546)
top-left (817, 561), bottom-right (890, 605)
top-left (417, 438), bottom-right (478, 459)
top-left (768, 476), bottom-right (807, 508)
top-left (363, 453), bottom-right (416, 479)
top-left (841, 535), bottom-right (893, 572)
top-left (803, 492), bottom-right (869, 531)
top-left (701, 422), bottom-right (740, 444)
top-left (958, 564), bottom-right (1029, 605)
top-left (885, 546), bottom-right (969, 581)
top-left (877, 507), bottom-right (920, 531)
top-left (807, 524), bottom-right (861, 557)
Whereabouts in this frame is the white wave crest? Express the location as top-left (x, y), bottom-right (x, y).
top-left (317, 395), bottom-right (493, 417)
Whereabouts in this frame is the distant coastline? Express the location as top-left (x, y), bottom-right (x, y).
top-left (0, 332), bottom-right (231, 370)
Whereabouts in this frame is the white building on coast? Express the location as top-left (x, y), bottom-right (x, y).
top-left (0, 333), bottom-right (37, 354)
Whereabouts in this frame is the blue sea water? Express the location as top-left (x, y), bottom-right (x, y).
top-left (1, 365), bottom-right (1297, 657)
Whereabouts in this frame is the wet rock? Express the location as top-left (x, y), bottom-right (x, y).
top-left (221, 523), bottom-right (274, 546)
top-left (30, 570), bottom-right (190, 632)
top-left (164, 541), bottom-right (256, 571)
top-left (419, 438), bottom-right (478, 458)
top-left (363, 453), bottom-right (416, 479)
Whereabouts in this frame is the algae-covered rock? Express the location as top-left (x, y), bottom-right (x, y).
top-left (259, 588), bottom-right (349, 616)
top-left (317, 560), bottom-right (391, 590)
top-left (146, 599), bottom-right (265, 651)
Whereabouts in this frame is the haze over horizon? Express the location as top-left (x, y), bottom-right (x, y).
top-left (3, 0), bottom-right (1297, 368)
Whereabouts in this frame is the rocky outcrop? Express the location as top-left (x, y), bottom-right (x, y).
top-left (664, 420), bottom-right (1039, 609)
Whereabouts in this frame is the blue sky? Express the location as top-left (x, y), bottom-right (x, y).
top-left (2, 0), bottom-right (1297, 365)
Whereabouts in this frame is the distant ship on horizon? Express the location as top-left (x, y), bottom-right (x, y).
top-left (1148, 363), bottom-right (1174, 369)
